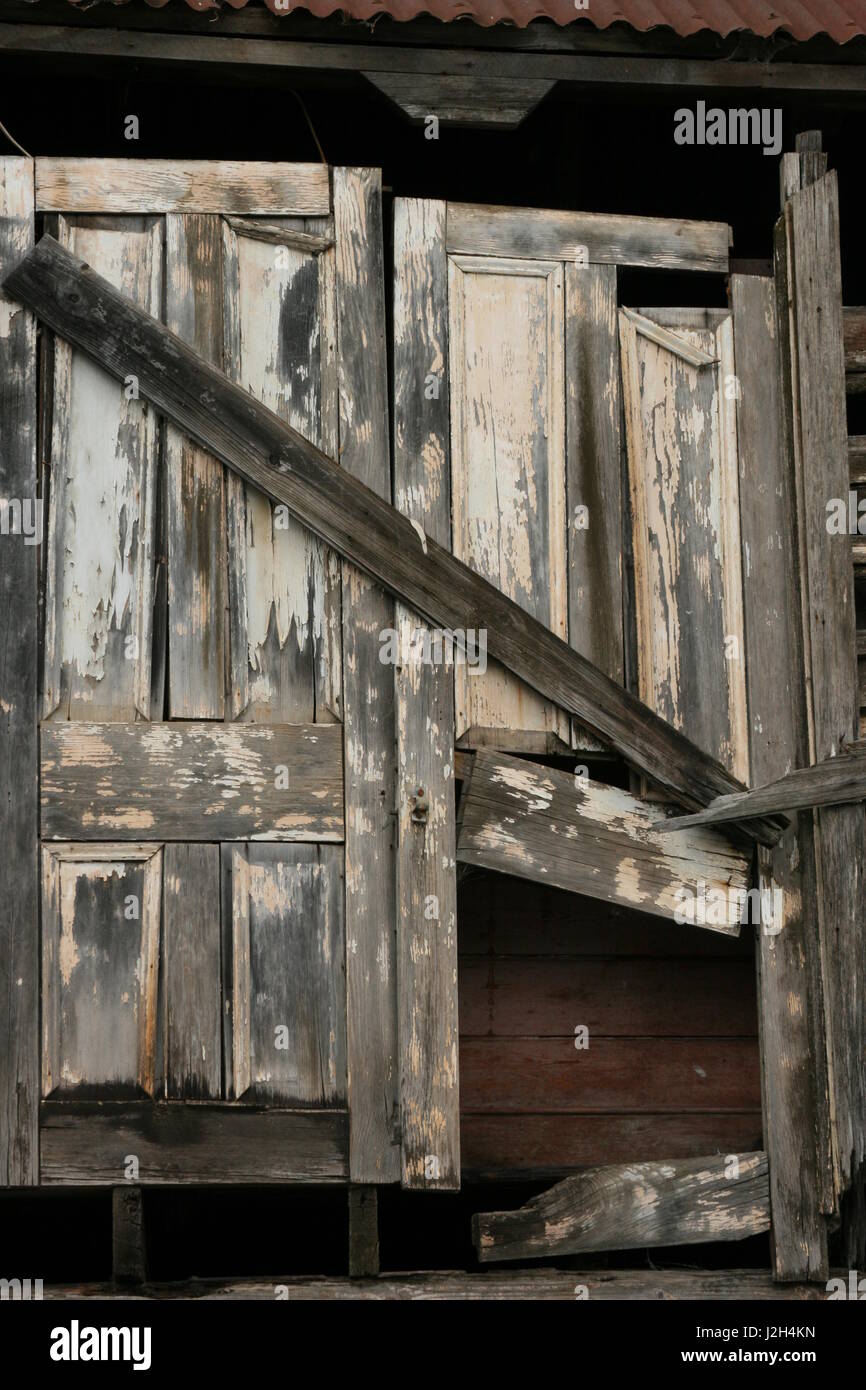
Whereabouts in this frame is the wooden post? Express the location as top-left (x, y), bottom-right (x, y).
top-left (348, 1186), bottom-right (380, 1278)
top-left (0, 156), bottom-right (38, 1187)
top-left (112, 1186), bottom-right (147, 1285)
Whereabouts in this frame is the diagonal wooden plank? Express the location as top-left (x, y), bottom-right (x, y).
top-left (2, 234), bottom-right (782, 842)
top-left (658, 747), bottom-right (866, 832)
top-left (472, 1152), bottom-right (770, 1262)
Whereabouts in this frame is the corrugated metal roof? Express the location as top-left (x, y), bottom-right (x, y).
top-left (61, 0), bottom-right (866, 46)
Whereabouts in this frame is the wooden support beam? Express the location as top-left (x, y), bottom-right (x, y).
top-left (1, 235), bottom-right (781, 843)
top-left (40, 722), bottom-right (344, 841)
top-left (0, 156), bottom-right (38, 1187)
top-left (658, 746), bottom-right (866, 831)
top-left (457, 751), bottom-right (750, 933)
top-left (348, 1187), bottom-right (379, 1278)
top-left (112, 1187), bottom-right (146, 1286)
top-left (472, 1152), bottom-right (770, 1263)
top-left (33, 158), bottom-right (330, 215)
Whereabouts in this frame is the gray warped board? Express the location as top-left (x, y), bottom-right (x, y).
top-left (659, 746), bottom-right (866, 831)
top-left (221, 843), bottom-right (346, 1106)
top-left (457, 751), bottom-right (749, 933)
top-left (40, 1105), bottom-right (348, 1184)
top-left (472, 1152), bottom-right (769, 1262)
top-left (620, 307), bottom-right (748, 783)
top-left (0, 155), bottom-right (38, 1184)
top-left (3, 235), bottom-right (784, 843)
top-left (41, 722), bottom-right (343, 840)
top-left (446, 203), bottom-right (730, 272)
top-left (35, 159), bottom-right (331, 215)
top-left (43, 214), bottom-right (162, 721)
top-left (42, 845), bottom-right (163, 1100)
top-left (223, 208), bottom-right (341, 724)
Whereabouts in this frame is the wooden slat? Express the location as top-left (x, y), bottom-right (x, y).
top-left (348, 1187), bottom-right (379, 1278)
top-left (112, 1187), bottom-right (146, 1285)
top-left (366, 73), bottom-right (554, 128)
top-left (165, 213), bottom-right (226, 719)
top-left (3, 234), bottom-right (782, 843)
top-left (457, 751), bottom-right (750, 933)
top-left (620, 307), bottom-right (749, 783)
top-left (0, 156), bottom-right (38, 1185)
top-left (41, 722), bottom-right (343, 841)
top-left (659, 747), bottom-right (866, 831)
top-left (844, 307), bottom-right (866, 379)
top-left (40, 1105), bottom-right (348, 1184)
top-left (472, 1152), bottom-right (769, 1262)
top-left (566, 263), bottom-right (623, 688)
top-left (162, 844), bottom-right (221, 1101)
top-left (42, 215), bottom-right (162, 721)
top-left (849, 435), bottom-right (866, 484)
top-left (446, 202), bottom-right (730, 273)
top-left (334, 169), bottom-right (400, 1185)
top-left (394, 199), bottom-right (460, 1190)
top-left (35, 158), bottom-right (331, 215)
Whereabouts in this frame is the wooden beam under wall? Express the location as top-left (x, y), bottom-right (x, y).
top-left (472, 1153), bottom-right (770, 1263)
top-left (2, 236), bottom-right (784, 844)
top-left (0, 156), bottom-right (38, 1187)
top-left (348, 1187), bottom-right (379, 1278)
top-left (732, 270), bottom-right (831, 1280)
top-left (112, 1187), bottom-right (146, 1286)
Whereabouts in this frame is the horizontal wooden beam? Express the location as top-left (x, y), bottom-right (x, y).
top-left (41, 722), bottom-right (343, 841)
top-left (366, 73), bottom-right (555, 129)
top-left (3, 235), bottom-right (780, 842)
top-left (34, 158), bottom-right (330, 215)
top-left (457, 751), bottom-right (751, 933)
top-left (658, 745), bottom-right (866, 832)
top-left (446, 202), bottom-right (730, 273)
top-left (40, 1104), bottom-right (348, 1184)
top-left (849, 435), bottom-right (866, 483)
top-left (473, 1152), bottom-right (770, 1262)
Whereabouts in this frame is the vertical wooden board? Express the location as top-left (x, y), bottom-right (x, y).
top-left (449, 251), bottom-right (570, 748)
top-left (733, 272), bottom-right (830, 1279)
top-left (41, 846), bottom-right (162, 1100)
top-left (43, 215), bottom-right (163, 722)
top-left (334, 168), bottom-right (400, 1183)
top-left (223, 843), bottom-right (346, 1106)
top-left (165, 214), bottom-right (226, 719)
top-left (620, 310), bottom-right (749, 783)
top-left (223, 215), bottom-right (340, 724)
top-left (163, 843), bottom-right (221, 1101)
top-left (0, 156), bottom-right (38, 1185)
top-left (112, 1186), bottom-right (147, 1285)
top-left (394, 195), bottom-right (460, 1192)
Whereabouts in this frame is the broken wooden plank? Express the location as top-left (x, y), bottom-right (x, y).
top-left (446, 203), bottom-right (730, 273)
top-left (162, 844), bottom-right (221, 1102)
top-left (40, 722), bottom-right (343, 841)
top-left (334, 168), bottom-right (400, 1186)
top-left (34, 158), bottom-right (331, 215)
top-left (457, 751), bottom-right (750, 933)
top-left (40, 1104), bottom-right (348, 1184)
top-left (394, 198), bottom-right (460, 1190)
top-left (658, 748), bottom-right (866, 831)
top-left (472, 1152), bottom-right (769, 1262)
top-left (0, 155), bottom-right (38, 1186)
top-left (2, 234), bottom-right (782, 843)
top-left (620, 305), bottom-right (718, 367)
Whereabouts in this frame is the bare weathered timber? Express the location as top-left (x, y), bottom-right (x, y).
top-left (335, 169), bottom-right (400, 1184)
top-left (348, 1187), bottom-right (379, 1278)
top-left (40, 1105), bottom-right (348, 1184)
top-left (41, 722), bottom-right (343, 841)
top-left (658, 747), bottom-right (866, 830)
top-left (733, 271), bottom-right (830, 1280)
top-left (112, 1187), bottom-right (146, 1286)
top-left (394, 199), bottom-right (459, 1190)
top-left (3, 236), bottom-right (784, 844)
top-left (41, 844), bottom-right (162, 1100)
top-left (446, 203), bottom-right (730, 272)
top-left (779, 173), bottom-right (866, 1213)
top-left (566, 263), bottom-right (623, 689)
top-left (223, 843), bottom-right (346, 1106)
top-left (0, 156), bottom-right (38, 1185)
top-left (457, 751), bottom-right (750, 933)
top-left (165, 213), bottom-right (226, 718)
top-left (366, 73), bottom-right (554, 128)
top-left (620, 307), bottom-right (749, 783)
top-left (473, 1152), bottom-right (770, 1262)
top-left (162, 844), bottom-right (221, 1101)
top-left (34, 158), bottom-right (331, 215)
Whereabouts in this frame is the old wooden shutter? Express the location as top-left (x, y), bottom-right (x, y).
top-left (29, 160), bottom-right (393, 1184)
